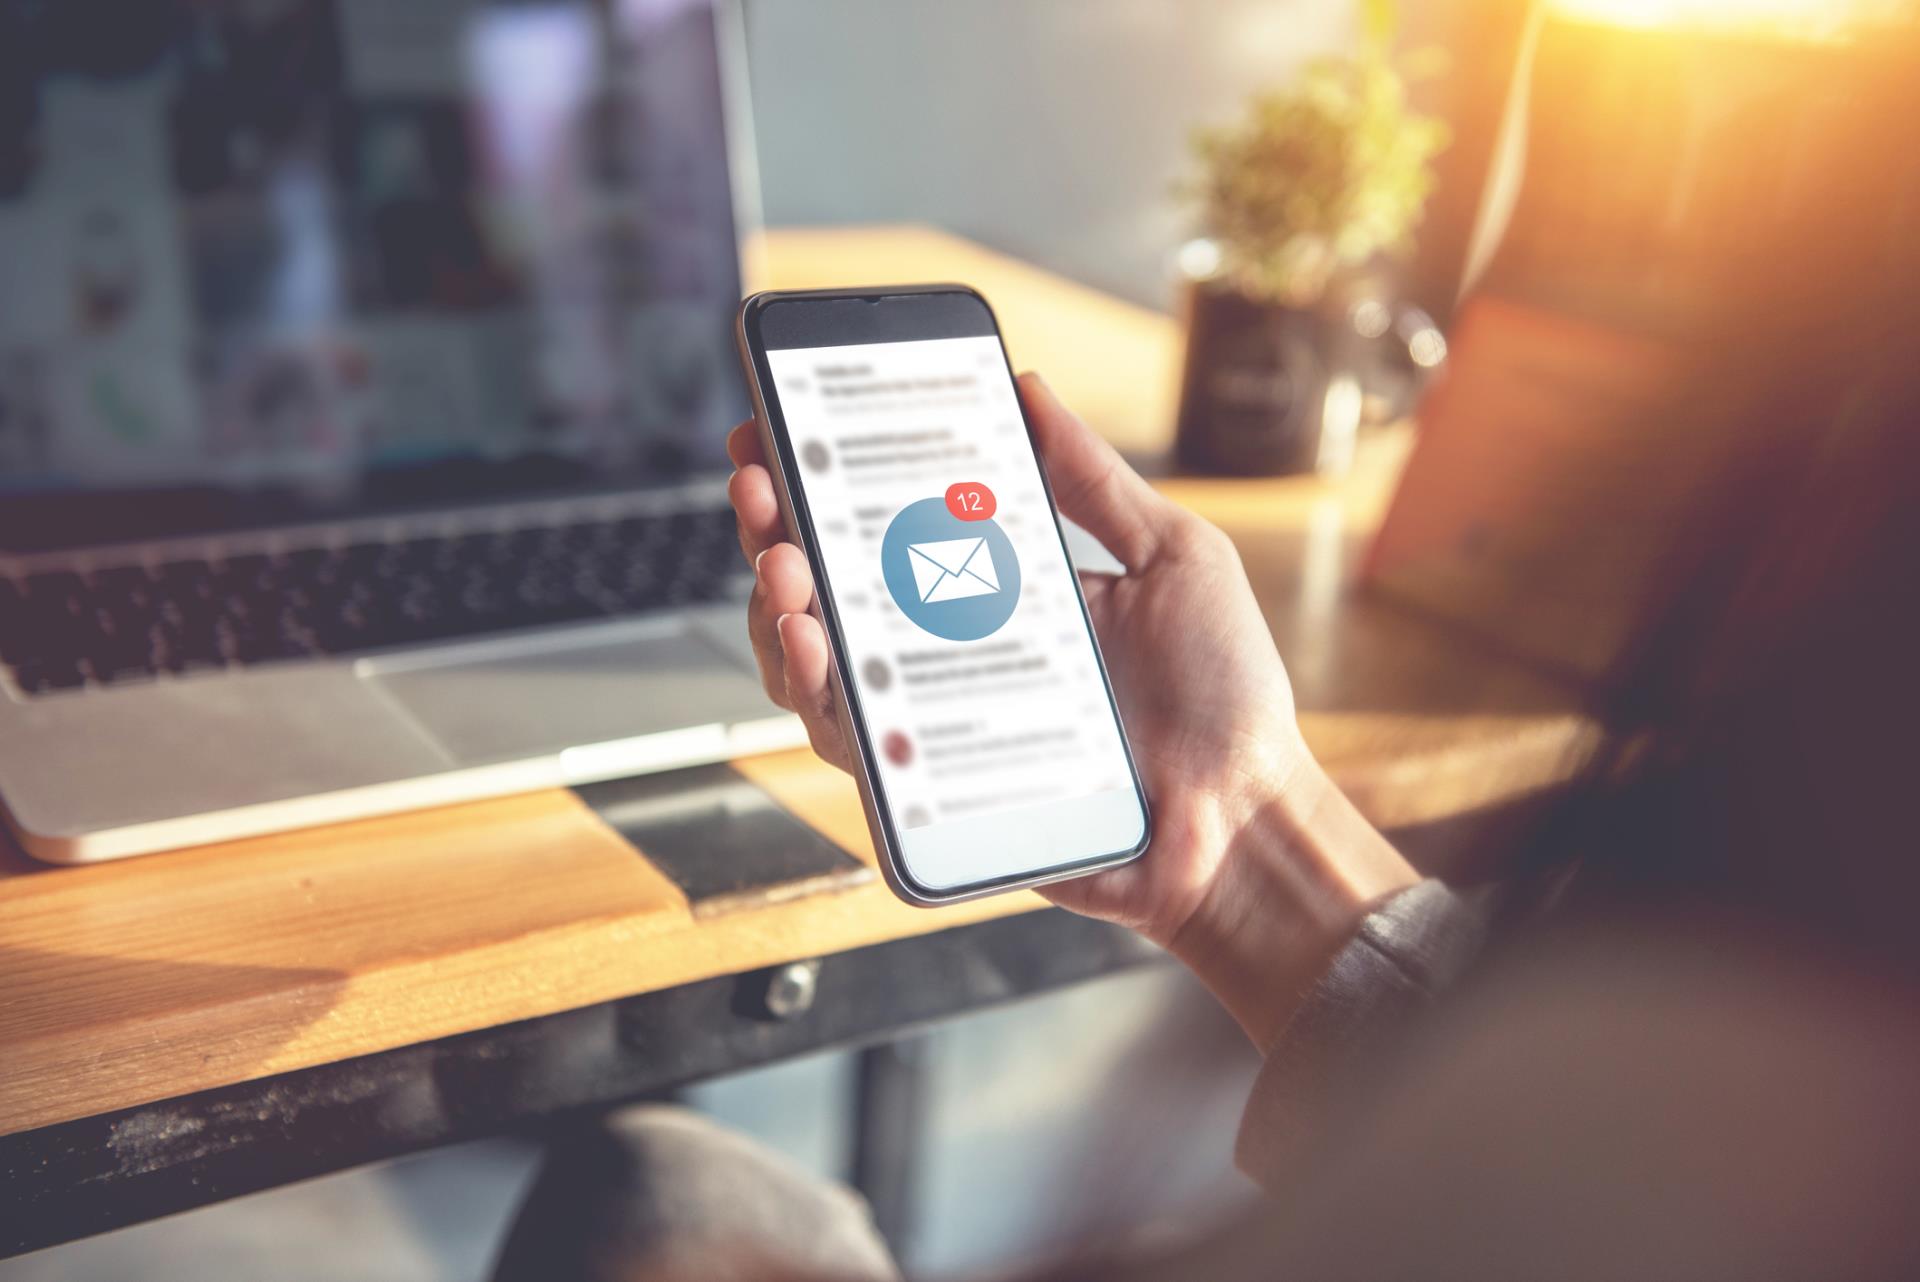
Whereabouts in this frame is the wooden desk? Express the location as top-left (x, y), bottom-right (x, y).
top-left (0, 227), bottom-right (1598, 1255)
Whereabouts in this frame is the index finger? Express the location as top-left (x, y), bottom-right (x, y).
top-left (726, 419), bottom-right (766, 469)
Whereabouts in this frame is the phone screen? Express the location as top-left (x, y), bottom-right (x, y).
top-left (759, 315), bottom-right (1146, 894)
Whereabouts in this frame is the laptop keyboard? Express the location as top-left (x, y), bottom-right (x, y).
top-left (0, 507), bottom-right (744, 696)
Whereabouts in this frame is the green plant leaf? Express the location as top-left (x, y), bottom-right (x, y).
top-left (1182, 6), bottom-right (1448, 305)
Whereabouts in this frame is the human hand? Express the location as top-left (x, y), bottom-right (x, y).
top-left (727, 374), bottom-right (1415, 1043)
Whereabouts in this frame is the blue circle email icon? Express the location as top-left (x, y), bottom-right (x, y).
top-left (880, 498), bottom-right (1022, 641)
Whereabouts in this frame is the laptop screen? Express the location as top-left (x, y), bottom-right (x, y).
top-left (0, 0), bottom-right (749, 552)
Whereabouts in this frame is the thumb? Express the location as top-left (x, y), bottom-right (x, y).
top-left (1017, 372), bottom-right (1171, 570)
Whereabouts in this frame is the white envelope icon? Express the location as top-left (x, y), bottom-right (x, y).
top-left (906, 537), bottom-right (1001, 603)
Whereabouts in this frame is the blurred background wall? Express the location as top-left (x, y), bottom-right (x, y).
top-left (743, 0), bottom-right (1360, 309)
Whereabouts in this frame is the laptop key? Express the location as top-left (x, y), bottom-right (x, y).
top-left (24, 570), bottom-right (87, 618)
top-left (213, 616), bottom-right (283, 665)
top-left (18, 575), bottom-right (86, 664)
top-left (11, 659), bottom-right (87, 694)
top-left (90, 564), bottom-right (155, 598)
top-left (215, 554), bottom-right (276, 599)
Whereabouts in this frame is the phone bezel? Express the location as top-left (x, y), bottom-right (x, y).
top-left (735, 284), bottom-right (1151, 905)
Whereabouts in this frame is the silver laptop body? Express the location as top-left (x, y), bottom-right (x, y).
top-left (0, 0), bottom-right (800, 862)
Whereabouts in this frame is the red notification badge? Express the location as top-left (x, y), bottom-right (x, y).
top-left (944, 481), bottom-right (996, 522)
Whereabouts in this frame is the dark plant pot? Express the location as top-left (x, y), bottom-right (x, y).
top-left (1173, 280), bottom-right (1362, 477)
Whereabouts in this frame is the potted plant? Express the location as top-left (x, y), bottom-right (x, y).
top-left (1175, 0), bottom-right (1448, 476)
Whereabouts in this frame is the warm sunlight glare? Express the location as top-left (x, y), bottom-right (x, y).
top-left (1547, 0), bottom-right (1911, 39)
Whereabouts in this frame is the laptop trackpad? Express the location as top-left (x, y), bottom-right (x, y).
top-left (366, 624), bottom-right (776, 766)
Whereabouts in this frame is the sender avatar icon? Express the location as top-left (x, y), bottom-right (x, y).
top-left (880, 496), bottom-right (1022, 640)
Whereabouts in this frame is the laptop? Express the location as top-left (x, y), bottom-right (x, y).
top-left (0, 0), bottom-right (805, 863)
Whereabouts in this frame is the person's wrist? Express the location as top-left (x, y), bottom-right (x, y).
top-left (1168, 754), bottom-right (1421, 1050)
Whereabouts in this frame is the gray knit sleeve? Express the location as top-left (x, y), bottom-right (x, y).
top-left (1234, 879), bottom-right (1499, 1193)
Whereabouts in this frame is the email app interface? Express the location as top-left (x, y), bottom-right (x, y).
top-left (767, 337), bottom-right (1138, 883)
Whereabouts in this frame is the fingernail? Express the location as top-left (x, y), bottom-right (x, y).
top-left (755, 548), bottom-right (771, 575)
top-left (774, 612), bottom-right (794, 633)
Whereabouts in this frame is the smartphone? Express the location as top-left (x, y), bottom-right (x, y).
top-left (736, 285), bottom-right (1150, 905)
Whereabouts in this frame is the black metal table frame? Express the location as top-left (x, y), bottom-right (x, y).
top-left (1, 910), bottom-right (1161, 1260)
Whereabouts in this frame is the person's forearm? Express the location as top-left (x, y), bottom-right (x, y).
top-left (1167, 760), bottom-right (1420, 1051)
